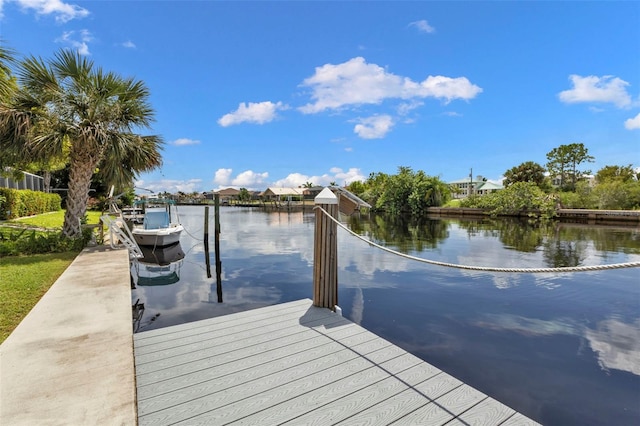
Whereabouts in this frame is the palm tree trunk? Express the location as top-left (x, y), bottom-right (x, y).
top-left (43, 170), bottom-right (51, 193)
top-left (62, 153), bottom-right (96, 238)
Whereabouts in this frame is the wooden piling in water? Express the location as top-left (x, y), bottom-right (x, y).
top-left (215, 194), bottom-right (223, 302)
top-left (313, 188), bottom-right (338, 311)
top-left (204, 206), bottom-right (211, 278)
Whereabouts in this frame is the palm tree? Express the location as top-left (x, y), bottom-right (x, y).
top-left (0, 43), bottom-right (24, 175)
top-left (0, 43), bottom-right (15, 100)
top-left (0, 49), bottom-right (163, 237)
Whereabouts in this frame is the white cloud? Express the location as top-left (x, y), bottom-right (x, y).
top-left (353, 115), bottom-right (394, 139)
top-left (299, 57), bottom-right (482, 114)
top-left (231, 170), bottom-right (269, 188)
top-left (397, 100), bottom-right (424, 116)
top-left (172, 138), bottom-right (200, 146)
top-left (56, 29), bottom-right (92, 55)
top-left (272, 167), bottom-right (366, 188)
top-left (558, 75), bottom-right (632, 108)
top-left (213, 168), bottom-right (233, 186)
top-left (14, 0), bottom-right (89, 22)
top-left (213, 168), bottom-right (268, 190)
top-left (272, 173), bottom-right (314, 188)
top-left (409, 19), bottom-right (436, 34)
top-left (217, 101), bottom-right (288, 127)
top-left (122, 40), bottom-right (136, 49)
top-left (624, 112), bottom-right (640, 130)
top-left (330, 167), bottom-right (366, 185)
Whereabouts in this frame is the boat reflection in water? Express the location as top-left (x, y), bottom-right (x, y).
top-left (131, 242), bottom-right (185, 331)
top-left (133, 242), bottom-right (185, 287)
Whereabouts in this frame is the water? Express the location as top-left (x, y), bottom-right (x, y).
top-left (131, 206), bottom-right (640, 426)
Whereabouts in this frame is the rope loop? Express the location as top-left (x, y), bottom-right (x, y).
top-left (313, 206), bottom-right (640, 273)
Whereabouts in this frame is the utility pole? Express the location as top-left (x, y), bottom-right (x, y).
top-left (469, 167), bottom-right (473, 197)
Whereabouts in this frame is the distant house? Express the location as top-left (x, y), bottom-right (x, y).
top-left (214, 188), bottom-right (241, 204)
top-left (449, 176), bottom-right (503, 199)
top-left (549, 174), bottom-right (595, 188)
top-left (260, 187), bottom-right (304, 201)
top-left (475, 180), bottom-right (503, 195)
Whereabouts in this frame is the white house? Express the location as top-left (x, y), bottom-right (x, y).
top-left (449, 176), bottom-right (503, 199)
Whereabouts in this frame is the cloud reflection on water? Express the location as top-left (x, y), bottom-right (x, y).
top-left (473, 313), bottom-right (640, 376)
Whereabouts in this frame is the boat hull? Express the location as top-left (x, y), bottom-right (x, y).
top-left (132, 225), bottom-right (183, 247)
top-left (138, 242), bottom-right (185, 265)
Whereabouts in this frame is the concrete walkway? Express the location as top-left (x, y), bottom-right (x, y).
top-left (0, 246), bottom-right (136, 425)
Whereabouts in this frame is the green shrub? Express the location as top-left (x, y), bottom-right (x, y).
top-left (0, 226), bottom-right (92, 257)
top-left (461, 182), bottom-right (557, 219)
top-left (556, 181), bottom-right (596, 209)
top-left (592, 181), bottom-right (640, 210)
top-left (0, 189), bottom-right (61, 220)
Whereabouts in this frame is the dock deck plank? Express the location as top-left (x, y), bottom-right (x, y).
top-left (134, 299), bottom-right (540, 426)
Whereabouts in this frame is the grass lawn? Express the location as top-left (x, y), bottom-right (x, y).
top-left (0, 251), bottom-right (79, 343)
top-left (0, 210), bottom-right (103, 343)
top-left (443, 199), bottom-right (462, 208)
top-left (8, 210), bottom-right (103, 228)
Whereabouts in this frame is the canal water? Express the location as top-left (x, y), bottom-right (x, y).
top-left (131, 205), bottom-right (640, 426)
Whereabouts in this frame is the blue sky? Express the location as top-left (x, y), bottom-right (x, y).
top-left (1, 1), bottom-right (639, 193)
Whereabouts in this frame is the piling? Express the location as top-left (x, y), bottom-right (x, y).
top-left (204, 206), bottom-right (211, 278)
top-left (313, 188), bottom-right (338, 311)
top-left (215, 194), bottom-right (223, 302)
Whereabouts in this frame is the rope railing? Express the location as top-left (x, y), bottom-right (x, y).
top-left (314, 206), bottom-right (640, 273)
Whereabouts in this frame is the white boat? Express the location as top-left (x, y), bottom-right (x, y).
top-left (132, 201), bottom-right (184, 247)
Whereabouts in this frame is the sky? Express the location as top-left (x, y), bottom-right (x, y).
top-left (1, 0), bottom-right (639, 194)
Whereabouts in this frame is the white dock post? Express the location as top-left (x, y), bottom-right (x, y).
top-left (313, 188), bottom-right (339, 311)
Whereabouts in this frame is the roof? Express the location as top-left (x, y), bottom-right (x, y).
top-left (448, 178), bottom-right (486, 184)
top-left (260, 187), bottom-right (304, 196)
top-left (476, 181), bottom-right (503, 191)
top-left (215, 188), bottom-right (241, 196)
top-left (330, 186), bottom-right (371, 209)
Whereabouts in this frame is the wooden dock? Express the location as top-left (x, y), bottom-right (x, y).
top-left (134, 299), bottom-right (539, 425)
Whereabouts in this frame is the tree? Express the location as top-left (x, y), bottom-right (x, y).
top-left (360, 172), bottom-right (388, 208)
top-left (592, 181), bottom-right (640, 210)
top-left (346, 180), bottom-right (366, 196)
top-left (0, 43), bottom-right (24, 176)
top-left (595, 164), bottom-right (636, 183)
top-left (302, 181), bottom-right (314, 188)
top-left (503, 161), bottom-right (546, 188)
top-left (377, 166), bottom-right (414, 214)
top-left (373, 166), bottom-right (451, 215)
top-left (1, 44), bottom-right (69, 194)
top-left (546, 143), bottom-right (594, 191)
top-left (592, 165), bottom-right (640, 209)
top-left (238, 188), bottom-right (251, 201)
top-left (0, 50), bottom-right (162, 238)
top-left (461, 181), bottom-right (557, 219)
top-left (0, 43), bottom-right (15, 101)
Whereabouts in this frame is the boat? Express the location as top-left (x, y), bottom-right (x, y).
top-left (139, 242), bottom-right (185, 266)
top-left (131, 199), bottom-right (184, 247)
